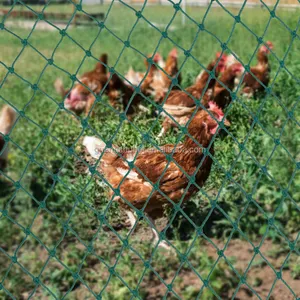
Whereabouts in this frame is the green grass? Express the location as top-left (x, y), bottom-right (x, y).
top-left (0, 3), bottom-right (300, 299)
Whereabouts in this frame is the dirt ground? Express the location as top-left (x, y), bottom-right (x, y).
top-left (206, 239), bottom-right (299, 300)
top-left (93, 220), bottom-right (300, 299)
top-left (137, 238), bottom-right (299, 299)
top-left (14, 215), bottom-right (300, 300)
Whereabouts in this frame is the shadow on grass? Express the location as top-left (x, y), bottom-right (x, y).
top-left (0, 178), bottom-right (14, 199)
top-left (166, 201), bottom-right (233, 241)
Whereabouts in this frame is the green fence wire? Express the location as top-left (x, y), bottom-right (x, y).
top-left (0, 0), bottom-right (299, 299)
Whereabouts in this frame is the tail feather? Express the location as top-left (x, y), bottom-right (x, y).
top-left (195, 70), bottom-right (205, 84)
top-left (83, 136), bottom-right (106, 159)
top-left (125, 67), bottom-right (143, 86)
top-left (163, 104), bottom-right (195, 116)
top-left (83, 136), bottom-right (119, 161)
top-left (96, 53), bottom-right (108, 74)
top-left (169, 48), bottom-right (178, 59)
top-left (226, 53), bottom-right (238, 67)
top-left (125, 67), bottom-right (136, 83)
top-left (54, 78), bottom-right (67, 97)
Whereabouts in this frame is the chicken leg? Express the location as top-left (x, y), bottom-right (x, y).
top-left (146, 214), bottom-right (172, 251)
top-left (125, 210), bottom-right (136, 231)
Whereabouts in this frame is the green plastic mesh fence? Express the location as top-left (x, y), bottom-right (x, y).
top-left (0, 0), bottom-right (299, 299)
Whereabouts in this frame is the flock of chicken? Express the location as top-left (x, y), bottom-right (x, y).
top-left (0, 41), bottom-right (273, 249)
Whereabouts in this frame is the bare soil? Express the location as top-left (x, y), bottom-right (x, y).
top-left (90, 220), bottom-right (300, 299)
top-left (13, 213), bottom-right (300, 300)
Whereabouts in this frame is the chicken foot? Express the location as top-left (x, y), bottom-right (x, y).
top-left (125, 210), bottom-right (171, 250)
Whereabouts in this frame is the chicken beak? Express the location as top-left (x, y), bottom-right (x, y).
top-left (223, 118), bottom-right (231, 127)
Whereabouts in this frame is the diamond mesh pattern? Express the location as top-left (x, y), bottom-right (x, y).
top-left (0, 0), bottom-right (299, 299)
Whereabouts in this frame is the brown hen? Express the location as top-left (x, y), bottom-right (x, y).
top-left (158, 53), bottom-right (228, 137)
top-left (124, 53), bottom-right (163, 91)
top-left (154, 48), bottom-right (182, 102)
top-left (55, 54), bottom-right (108, 116)
top-left (107, 72), bottom-right (145, 118)
top-left (83, 102), bottom-right (229, 249)
top-left (108, 54), bottom-right (164, 118)
top-left (213, 62), bottom-right (245, 109)
top-left (242, 41), bottom-right (273, 97)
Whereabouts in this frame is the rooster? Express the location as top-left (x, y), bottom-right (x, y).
top-left (54, 53), bottom-right (108, 116)
top-left (158, 53), bottom-right (228, 137)
top-left (0, 105), bottom-right (17, 170)
top-left (83, 102), bottom-right (229, 249)
top-left (242, 41), bottom-right (273, 97)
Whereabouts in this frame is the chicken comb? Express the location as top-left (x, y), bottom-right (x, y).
top-left (266, 41), bottom-right (274, 50)
top-left (216, 52), bottom-right (227, 61)
top-left (208, 101), bottom-right (224, 118)
top-left (169, 48), bottom-right (178, 58)
top-left (260, 41), bottom-right (273, 53)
